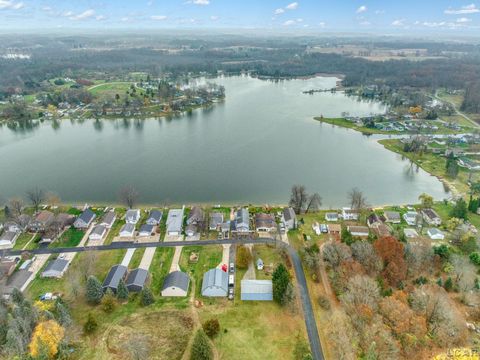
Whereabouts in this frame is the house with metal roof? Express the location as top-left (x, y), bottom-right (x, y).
top-left (125, 268), bottom-right (149, 292)
top-left (41, 258), bottom-right (69, 278)
top-left (138, 224), bottom-right (154, 237)
top-left (209, 212), bottom-right (224, 230)
top-left (146, 210), bottom-right (163, 226)
top-left (167, 208), bottom-right (184, 236)
top-left (201, 268), bottom-right (228, 297)
top-left (100, 211), bottom-right (116, 228)
top-left (89, 225), bottom-right (107, 241)
top-left (161, 270), bottom-right (190, 297)
top-left (0, 231), bottom-right (20, 249)
top-left (282, 207), bottom-right (297, 230)
top-left (384, 211), bottom-right (401, 224)
top-left (119, 223), bottom-right (135, 238)
top-left (102, 265), bottom-right (127, 293)
top-left (325, 212), bottom-right (339, 222)
top-left (125, 209), bottom-right (141, 224)
top-left (428, 228), bottom-right (445, 240)
top-left (241, 280), bottom-right (273, 301)
top-left (74, 208), bottom-right (96, 229)
top-left (403, 211), bottom-right (419, 226)
top-left (233, 208), bottom-right (249, 233)
top-left (422, 208), bottom-right (442, 226)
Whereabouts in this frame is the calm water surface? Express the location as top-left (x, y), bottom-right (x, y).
top-left (0, 76), bottom-right (447, 207)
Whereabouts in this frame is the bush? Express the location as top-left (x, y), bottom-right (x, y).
top-left (469, 252), bottom-right (480, 266)
top-left (444, 277), bottom-right (453, 292)
top-left (236, 245), bottom-right (252, 269)
top-left (272, 264), bottom-right (290, 305)
top-left (190, 329), bottom-right (213, 360)
top-left (86, 276), bottom-right (103, 304)
top-left (317, 295), bottom-right (330, 310)
top-left (101, 289), bottom-right (117, 313)
top-left (117, 279), bottom-right (129, 301)
top-left (140, 287), bottom-right (155, 306)
top-left (83, 313), bottom-right (98, 334)
top-left (202, 319), bottom-right (220, 338)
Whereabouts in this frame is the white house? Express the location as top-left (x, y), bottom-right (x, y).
top-left (422, 209), bottom-right (442, 226)
top-left (161, 271), bottom-right (190, 297)
top-left (404, 228), bottom-right (419, 238)
top-left (100, 211), bottom-right (116, 229)
top-left (138, 224), bottom-right (154, 237)
top-left (74, 208), bottom-right (96, 229)
top-left (325, 212), bottom-right (339, 222)
top-left (146, 210), bottom-right (163, 226)
top-left (125, 209), bottom-right (141, 224)
top-left (282, 207), bottom-right (297, 230)
top-left (167, 208), bottom-right (184, 236)
top-left (427, 228), bottom-right (445, 240)
top-left (342, 208), bottom-right (359, 221)
top-left (403, 211), bottom-right (419, 226)
top-left (347, 226), bottom-right (369, 237)
top-left (233, 208), bottom-right (250, 233)
top-left (312, 222), bottom-right (321, 235)
top-left (119, 223), bottom-right (135, 238)
top-left (0, 231), bottom-right (20, 249)
top-left (89, 225), bottom-right (107, 241)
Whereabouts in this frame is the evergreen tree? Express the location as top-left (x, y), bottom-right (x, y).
top-left (86, 275), bottom-right (103, 304)
top-left (272, 264), bottom-right (290, 305)
top-left (117, 279), bottom-right (129, 301)
top-left (83, 313), bottom-right (98, 334)
top-left (11, 288), bottom-right (24, 305)
top-left (450, 198), bottom-right (468, 220)
top-left (190, 329), bottom-right (213, 360)
top-left (101, 288), bottom-right (117, 313)
top-left (55, 301), bottom-right (72, 327)
top-left (140, 287), bottom-right (155, 306)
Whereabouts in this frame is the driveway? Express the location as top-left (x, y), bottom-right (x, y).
top-left (169, 246), bottom-right (183, 273)
top-left (20, 254), bottom-right (50, 292)
top-left (217, 244), bottom-right (230, 269)
top-left (139, 247), bottom-right (156, 270)
top-left (121, 248), bottom-right (136, 267)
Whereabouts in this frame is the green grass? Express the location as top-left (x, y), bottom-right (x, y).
top-left (13, 232), bottom-right (36, 250)
top-left (315, 117), bottom-right (401, 135)
top-left (104, 219), bottom-right (123, 245)
top-left (150, 247), bottom-right (175, 295)
top-left (128, 248), bottom-right (145, 269)
top-left (88, 82), bottom-right (132, 98)
top-left (50, 227), bottom-right (84, 248)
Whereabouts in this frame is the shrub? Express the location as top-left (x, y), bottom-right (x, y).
top-left (190, 329), bottom-right (213, 360)
top-left (317, 295), bottom-right (331, 310)
top-left (272, 264), bottom-right (290, 305)
top-left (86, 276), bottom-right (103, 304)
top-left (101, 289), bottom-right (117, 313)
top-left (83, 313), bottom-right (98, 334)
top-left (117, 279), bottom-right (129, 301)
top-left (202, 318), bottom-right (220, 338)
top-left (444, 277), bottom-right (453, 292)
top-left (140, 287), bottom-right (155, 306)
top-left (469, 252), bottom-right (480, 266)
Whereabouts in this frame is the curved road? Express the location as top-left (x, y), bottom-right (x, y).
top-left (3, 237), bottom-right (324, 360)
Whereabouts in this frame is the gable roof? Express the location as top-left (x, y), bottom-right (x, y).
top-left (283, 207), bottom-right (296, 222)
top-left (35, 210), bottom-right (54, 224)
top-left (241, 279), bottom-right (272, 294)
top-left (91, 225), bottom-right (106, 237)
top-left (101, 211), bottom-right (116, 226)
top-left (201, 268), bottom-right (228, 293)
top-left (0, 231), bottom-right (17, 242)
top-left (147, 210), bottom-right (162, 222)
top-left (162, 271), bottom-right (190, 292)
top-left (78, 208), bottom-right (96, 224)
top-left (384, 211), bottom-right (401, 220)
top-left (42, 258), bottom-right (69, 275)
top-left (103, 264), bottom-right (127, 289)
top-left (139, 224), bottom-right (154, 233)
top-left (120, 223), bottom-right (135, 234)
top-left (255, 213), bottom-right (276, 229)
top-left (126, 268), bottom-right (149, 288)
top-left (167, 208), bottom-right (184, 233)
top-left (187, 207), bottom-right (204, 223)
top-left (125, 209), bottom-right (140, 221)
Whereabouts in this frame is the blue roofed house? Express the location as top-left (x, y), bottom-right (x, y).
top-left (74, 208), bottom-right (96, 229)
top-left (201, 268), bottom-right (228, 297)
top-left (241, 280), bottom-right (273, 301)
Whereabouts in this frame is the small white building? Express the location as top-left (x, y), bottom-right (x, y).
top-left (325, 212), bottom-right (339, 222)
top-left (119, 223), bottom-right (135, 238)
top-left (403, 211), bottom-right (419, 226)
top-left (427, 228), bottom-right (445, 240)
top-left (312, 222), bottom-right (321, 235)
top-left (125, 209), bottom-right (141, 224)
top-left (347, 226), bottom-right (369, 237)
top-left (342, 208), bottom-right (359, 221)
top-left (256, 258), bottom-right (264, 270)
top-left (403, 228), bottom-right (419, 238)
top-left (89, 225), bottom-right (107, 241)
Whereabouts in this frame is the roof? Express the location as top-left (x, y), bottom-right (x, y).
top-left (35, 210), bottom-right (54, 223)
top-left (167, 208), bottom-right (184, 233)
top-left (126, 209), bottom-right (140, 221)
top-left (404, 228), bottom-right (419, 237)
top-left (328, 224), bottom-right (341, 232)
top-left (187, 207), bottom-right (204, 223)
top-left (126, 268), bottom-right (149, 288)
top-left (367, 213), bottom-right (381, 223)
top-left (120, 223), bottom-right (135, 234)
top-left (55, 213), bottom-right (74, 226)
top-left (256, 258), bottom-right (264, 265)
top-left (428, 228), bottom-right (443, 236)
top-left (235, 208), bottom-right (249, 227)
top-left (78, 208), bottom-right (96, 224)
top-left (6, 269), bottom-right (31, 289)
top-left (348, 226), bottom-right (369, 234)
top-left (102, 211), bottom-right (116, 225)
top-left (162, 271), bottom-right (190, 292)
top-left (43, 258), bottom-right (69, 274)
top-left (255, 213), bottom-right (276, 229)
top-left (0, 231), bottom-right (17, 242)
top-left (91, 225), bottom-right (106, 237)
top-left (283, 207), bottom-right (296, 222)
top-left (404, 211), bottom-right (418, 218)
top-left (139, 224), bottom-right (154, 233)
top-left (103, 265), bottom-right (127, 289)
top-left (147, 210), bottom-right (162, 222)
top-left (241, 280), bottom-right (273, 295)
top-left (210, 212), bottom-right (224, 224)
top-left (202, 268), bottom-right (228, 293)
top-left (422, 208), bottom-right (440, 219)
top-left (384, 211), bottom-right (401, 220)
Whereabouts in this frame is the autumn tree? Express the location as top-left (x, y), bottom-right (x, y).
top-left (418, 193), bottom-right (433, 209)
top-left (236, 245), bottom-right (252, 269)
top-left (374, 236), bottom-right (407, 287)
top-left (29, 320), bottom-right (65, 359)
top-left (351, 241), bottom-right (383, 276)
top-left (326, 310), bottom-right (358, 360)
top-left (322, 241), bottom-right (352, 269)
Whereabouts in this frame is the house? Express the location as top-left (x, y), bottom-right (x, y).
top-left (233, 208), bottom-right (250, 233)
top-left (255, 213), bottom-right (276, 233)
top-left (325, 212), bottom-right (339, 222)
top-left (119, 223), bottom-right (135, 238)
top-left (138, 224), bottom-right (154, 237)
top-left (0, 231), bottom-right (20, 249)
top-left (201, 268), bottom-right (228, 297)
top-left (41, 258), bottom-right (69, 278)
top-left (209, 212), bottom-right (224, 230)
top-left (100, 211), bottom-right (116, 229)
top-left (256, 258), bottom-right (264, 270)
top-left (125, 209), bottom-right (141, 224)
top-left (185, 224), bottom-right (198, 237)
top-left (384, 211), bottom-right (401, 224)
top-left (74, 208), bottom-right (96, 229)
top-left (427, 228), bottom-right (445, 240)
top-left (220, 222), bottom-right (230, 239)
top-left (166, 208), bottom-right (184, 236)
top-left (146, 210), bottom-right (163, 226)
top-left (125, 268), bottom-right (149, 292)
top-left (403, 211), bottom-right (419, 226)
top-left (55, 213), bottom-right (75, 229)
top-left (187, 207), bottom-right (204, 225)
top-left (102, 265), bottom-right (127, 293)
top-left (2, 270), bottom-right (31, 298)
top-left (328, 224), bottom-right (341, 235)
top-left (161, 270), bottom-right (190, 297)
top-left (241, 280), bottom-right (273, 301)
top-left (342, 208), bottom-right (359, 221)
top-left (404, 228), bottom-right (419, 238)
top-left (422, 209), bottom-right (442, 226)
top-left (347, 226), bottom-right (370, 237)
top-left (282, 207), bottom-right (297, 230)
top-left (0, 260), bottom-right (16, 283)
top-left (89, 225), bottom-right (107, 241)
top-left (367, 213), bottom-right (382, 228)
top-left (374, 224), bottom-right (391, 238)
top-left (29, 210), bottom-right (55, 232)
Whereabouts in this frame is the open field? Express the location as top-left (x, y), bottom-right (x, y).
top-left (50, 227), bottom-right (84, 248)
top-left (88, 82), bottom-right (133, 99)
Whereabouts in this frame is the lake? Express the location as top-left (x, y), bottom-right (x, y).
top-left (0, 75), bottom-right (448, 207)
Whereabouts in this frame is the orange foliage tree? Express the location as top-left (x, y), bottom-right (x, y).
top-left (29, 320), bottom-right (65, 359)
top-left (374, 236), bottom-right (407, 287)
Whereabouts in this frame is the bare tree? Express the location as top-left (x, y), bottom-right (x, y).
top-left (7, 198), bottom-right (24, 218)
top-left (404, 238), bottom-right (434, 276)
top-left (451, 255), bottom-right (477, 293)
top-left (65, 268), bottom-right (82, 300)
top-left (305, 193), bottom-right (322, 214)
top-left (289, 185), bottom-right (308, 214)
top-left (45, 192), bottom-right (61, 209)
top-left (322, 241), bottom-right (352, 269)
top-left (119, 185), bottom-right (139, 209)
top-left (326, 310), bottom-right (358, 360)
top-left (351, 241), bottom-right (383, 276)
top-left (26, 187), bottom-right (45, 213)
top-left (79, 251), bottom-right (99, 281)
top-left (341, 275), bottom-right (381, 311)
top-left (348, 188), bottom-right (368, 212)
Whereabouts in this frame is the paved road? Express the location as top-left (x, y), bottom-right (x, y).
top-left (2, 237), bottom-right (324, 359)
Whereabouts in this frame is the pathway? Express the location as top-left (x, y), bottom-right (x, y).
top-left (433, 90), bottom-right (478, 128)
top-left (121, 248), bottom-right (136, 267)
top-left (216, 244), bottom-right (230, 269)
top-left (22, 233), bottom-right (38, 250)
top-left (20, 254), bottom-right (50, 292)
top-left (169, 246), bottom-right (183, 273)
top-left (138, 247), bottom-right (156, 270)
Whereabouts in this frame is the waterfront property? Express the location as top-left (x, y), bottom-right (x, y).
top-left (209, 212), bottom-right (224, 230)
top-left (367, 213), bottom-right (382, 228)
top-left (100, 211), bottom-right (116, 228)
top-left (384, 211), bottom-right (401, 224)
top-left (187, 207), bottom-right (204, 225)
top-left (342, 208), bottom-right (359, 221)
top-left (166, 208), bottom-right (184, 236)
top-left (232, 208), bottom-right (250, 234)
top-left (161, 270), bottom-right (190, 297)
top-left (282, 207), bottom-right (297, 230)
top-left (74, 208), bottom-right (96, 229)
top-left (125, 209), bottom-right (141, 224)
top-left (29, 210), bottom-right (54, 232)
top-left (422, 208), bottom-right (442, 226)
top-left (146, 210), bottom-right (163, 226)
top-left (403, 211), bottom-right (419, 226)
top-left (255, 213), bottom-right (276, 234)
top-left (325, 212), bottom-right (339, 222)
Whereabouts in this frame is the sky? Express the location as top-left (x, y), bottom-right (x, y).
top-left (0, 0), bottom-right (480, 34)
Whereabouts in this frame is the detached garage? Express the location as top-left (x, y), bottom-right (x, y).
top-left (241, 280), bottom-right (273, 301)
top-left (125, 268), bottom-right (149, 292)
top-left (161, 271), bottom-right (190, 297)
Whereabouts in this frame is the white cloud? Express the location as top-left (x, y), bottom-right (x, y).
top-left (296, 18), bottom-right (303, 22)
top-left (151, 15), bottom-right (167, 20)
top-left (375, 10), bottom-right (385, 15)
top-left (69, 9), bottom-right (95, 20)
top-left (444, 4), bottom-right (479, 15)
top-left (62, 11), bottom-right (73, 17)
top-left (392, 19), bottom-right (405, 26)
top-left (356, 5), bottom-right (367, 14)
top-left (423, 21), bottom-right (446, 27)
top-left (274, 8), bottom-right (285, 15)
top-left (0, 0), bottom-right (24, 10)
top-left (192, 0), bottom-right (209, 5)
top-left (318, 22), bottom-right (326, 28)
top-left (210, 15), bottom-right (219, 21)
top-left (457, 17), bottom-right (472, 23)
top-left (121, 17), bottom-right (129, 22)
top-left (96, 15), bottom-right (105, 21)
top-left (360, 20), bottom-right (371, 26)
top-left (286, 2), bottom-right (298, 10)
top-left (283, 19), bottom-right (296, 26)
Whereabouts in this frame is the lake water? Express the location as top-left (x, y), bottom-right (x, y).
top-left (0, 75), bottom-right (447, 207)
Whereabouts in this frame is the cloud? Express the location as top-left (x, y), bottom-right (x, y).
top-left (274, 8), bottom-right (285, 15)
top-left (0, 0), bottom-right (24, 10)
top-left (285, 2), bottom-right (298, 10)
top-left (96, 15), bottom-right (105, 21)
top-left (356, 5), bottom-right (367, 14)
top-left (444, 4), bottom-right (479, 15)
top-left (375, 10), bottom-right (385, 15)
top-left (392, 19), bottom-right (405, 26)
top-left (210, 15), bottom-right (219, 21)
top-left (318, 22), bottom-right (326, 28)
top-left (151, 15), bottom-right (167, 20)
top-left (121, 17), bottom-right (129, 22)
top-left (67, 9), bottom-right (96, 20)
top-left (359, 21), bottom-right (371, 26)
top-left (192, 0), bottom-right (210, 5)
top-left (283, 19), bottom-right (296, 26)
top-left (457, 17), bottom-right (472, 23)
top-left (423, 21), bottom-right (446, 27)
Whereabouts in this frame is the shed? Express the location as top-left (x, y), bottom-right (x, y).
top-left (125, 268), bottom-right (149, 292)
top-left (102, 265), bottom-right (127, 293)
top-left (161, 271), bottom-right (190, 297)
top-left (41, 259), bottom-right (69, 278)
top-left (201, 268), bottom-right (228, 297)
top-left (241, 280), bottom-right (273, 301)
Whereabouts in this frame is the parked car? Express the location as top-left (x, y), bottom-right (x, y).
top-left (228, 288), bottom-right (234, 300)
top-left (320, 224), bottom-right (328, 233)
top-left (229, 262), bottom-right (235, 272)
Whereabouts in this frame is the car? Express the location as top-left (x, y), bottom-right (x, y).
top-left (228, 274), bottom-right (235, 286)
top-left (228, 288), bottom-right (234, 300)
top-left (229, 262), bottom-right (235, 272)
top-left (320, 224), bottom-right (328, 233)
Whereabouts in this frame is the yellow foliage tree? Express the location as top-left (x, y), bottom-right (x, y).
top-left (29, 320), bottom-right (65, 359)
top-left (433, 348), bottom-right (480, 360)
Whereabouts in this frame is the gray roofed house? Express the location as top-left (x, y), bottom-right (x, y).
top-left (55, 213), bottom-right (75, 229)
top-left (325, 212), bottom-right (339, 222)
top-left (41, 258), bottom-right (69, 278)
top-left (29, 210), bottom-right (55, 232)
top-left (167, 208), bottom-right (184, 236)
top-left (89, 225), bottom-right (107, 241)
top-left (201, 268), bottom-right (228, 297)
top-left (0, 231), bottom-right (20, 249)
top-left (422, 208), bottom-right (442, 226)
top-left (367, 213), bottom-right (382, 228)
top-left (384, 211), bottom-right (401, 224)
top-left (125, 268), bottom-right (149, 292)
top-left (161, 270), bottom-right (190, 297)
top-left (233, 208), bottom-right (249, 233)
top-left (241, 280), bottom-right (273, 301)
top-left (138, 224), bottom-right (154, 237)
top-left (282, 207), bottom-right (297, 230)
top-left (3, 269), bottom-right (32, 297)
top-left (102, 264), bottom-right (128, 293)
top-left (185, 223), bottom-right (198, 237)
top-left (100, 211), bottom-right (116, 228)
top-left (119, 223), bottom-right (135, 238)
top-left (146, 210), bottom-right (163, 226)
top-left (255, 213), bottom-right (276, 233)
top-left (74, 208), bottom-right (96, 229)
top-left (187, 207), bottom-right (204, 225)
top-left (209, 212), bottom-right (224, 230)
top-left (125, 209), bottom-right (141, 224)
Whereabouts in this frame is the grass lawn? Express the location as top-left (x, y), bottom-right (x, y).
top-left (149, 247), bottom-right (175, 295)
top-left (128, 248), bottom-right (145, 269)
top-left (13, 232), bottom-right (36, 250)
top-left (253, 244), bottom-right (284, 280)
top-left (88, 82), bottom-right (132, 99)
top-left (104, 219), bottom-right (123, 245)
top-left (50, 227), bottom-right (84, 248)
